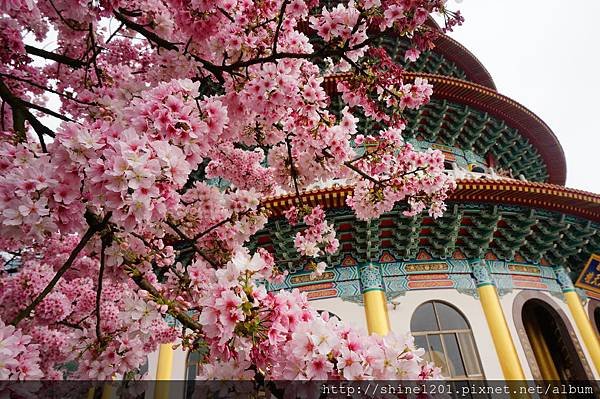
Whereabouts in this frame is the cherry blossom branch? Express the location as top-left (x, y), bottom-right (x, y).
top-left (21, 99), bottom-right (74, 122)
top-left (105, 22), bottom-right (126, 45)
top-left (217, 7), bottom-right (235, 23)
top-left (340, 53), bottom-right (407, 105)
top-left (57, 320), bottom-right (84, 330)
top-left (0, 79), bottom-right (64, 123)
top-left (2, 254), bottom-right (18, 268)
top-left (165, 220), bottom-right (219, 268)
top-left (0, 73), bottom-right (97, 106)
top-left (285, 136), bottom-right (303, 203)
top-left (272, 0), bottom-right (290, 55)
top-left (112, 9), bottom-right (230, 84)
top-left (87, 24), bottom-right (104, 87)
top-left (127, 267), bottom-right (202, 332)
top-left (113, 6), bottom-right (379, 82)
top-left (321, 147), bottom-right (384, 185)
top-left (113, 9), bottom-right (180, 52)
top-left (48, 0), bottom-right (88, 32)
top-left (10, 211), bottom-right (112, 326)
top-left (190, 207), bottom-right (257, 241)
top-left (61, 312), bottom-right (95, 332)
top-left (343, 160), bottom-right (383, 185)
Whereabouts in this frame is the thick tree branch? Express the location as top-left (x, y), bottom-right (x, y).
top-left (25, 45), bottom-right (86, 69)
top-left (10, 211), bottom-right (112, 326)
top-left (95, 239), bottom-right (107, 341)
top-left (113, 9), bottom-right (180, 51)
top-left (24, 100), bottom-right (74, 122)
top-left (0, 79), bottom-right (54, 151)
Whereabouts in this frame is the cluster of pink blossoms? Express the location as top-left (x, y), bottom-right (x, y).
top-left (274, 314), bottom-right (442, 380)
top-left (196, 251), bottom-right (441, 383)
top-left (0, 234), bottom-right (178, 379)
top-left (309, 1), bottom-right (368, 64)
top-left (338, 48), bottom-right (434, 127)
top-left (0, 319), bottom-right (42, 380)
top-left (284, 206), bottom-right (339, 278)
top-left (53, 79), bottom-right (223, 232)
top-left (347, 129), bottom-right (455, 220)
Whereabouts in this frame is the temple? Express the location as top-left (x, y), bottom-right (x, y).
top-left (150, 20), bottom-right (600, 389)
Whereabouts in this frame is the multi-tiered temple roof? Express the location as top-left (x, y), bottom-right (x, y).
top-left (250, 24), bottom-right (600, 301)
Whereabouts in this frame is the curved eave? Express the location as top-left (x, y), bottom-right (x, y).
top-left (423, 18), bottom-right (496, 89)
top-left (324, 73), bottom-right (567, 185)
top-left (431, 35), bottom-right (496, 90)
top-left (262, 179), bottom-right (600, 222)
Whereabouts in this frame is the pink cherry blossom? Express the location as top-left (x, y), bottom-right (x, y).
top-left (0, 0), bottom-right (462, 381)
top-left (0, 318), bottom-right (42, 380)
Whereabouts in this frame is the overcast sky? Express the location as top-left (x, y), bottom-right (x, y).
top-left (443, 0), bottom-right (600, 193)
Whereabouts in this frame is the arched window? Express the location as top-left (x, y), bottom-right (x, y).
top-left (410, 301), bottom-right (484, 379)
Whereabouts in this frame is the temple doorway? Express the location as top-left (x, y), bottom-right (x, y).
top-left (594, 307), bottom-right (600, 336)
top-left (521, 299), bottom-right (587, 381)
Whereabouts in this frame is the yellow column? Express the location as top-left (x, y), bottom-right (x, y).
top-left (154, 343), bottom-right (174, 399)
top-left (556, 266), bottom-right (600, 374)
top-left (478, 285), bottom-right (526, 379)
top-left (564, 290), bottom-right (600, 373)
top-left (472, 260), bottom-right (526, 380)
top-left (363, 290), bottom-right (390, 335)
top-left (360, 263), bottom-right (390, 336)
top-left (101, 383), bottom-right (113, 399)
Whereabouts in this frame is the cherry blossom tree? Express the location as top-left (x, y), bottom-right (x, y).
top-left (0, 0), bottom-right (461, 383)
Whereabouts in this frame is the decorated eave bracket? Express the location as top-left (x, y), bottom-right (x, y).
top-left (264, 258), bottom-right (573, 305)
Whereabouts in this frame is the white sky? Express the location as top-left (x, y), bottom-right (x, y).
top-left (444, 0), bottom-right (600, 193)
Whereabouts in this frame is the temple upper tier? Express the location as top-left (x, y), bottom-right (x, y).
top-left (322, 31), bottom-right (567, 185)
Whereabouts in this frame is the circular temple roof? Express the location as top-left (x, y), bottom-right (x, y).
top-left (324, 73), bottom-right (568, 185)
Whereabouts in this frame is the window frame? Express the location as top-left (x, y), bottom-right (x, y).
top-left (411, 300), bottom-right (485, 380)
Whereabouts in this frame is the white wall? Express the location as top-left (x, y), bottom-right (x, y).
top-left (312, 297), bottom-right (368, 331)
